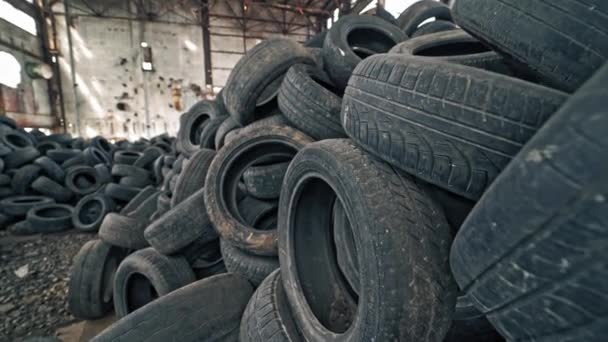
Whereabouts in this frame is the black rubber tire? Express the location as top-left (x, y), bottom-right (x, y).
top-left (145, 189), bottom-right (218, 255)
top-left (26, 204), bottom-right (74, 233)
top-left (389, 30), bottom-right (513, 76)
top-left (322, 15), bottom-right (405, 89)
top-left (199, 116), bottom-right (227, 149)
top-left (47, 148), bottom-right (81, 163)
top-left (67, 239), bottom-right (125, 319)
top-left (112, 247), bottom-right (196, 318)
top-left (65, 165), bottom-right (102, 196)
top-left (0, 186), bottom-right (14, 199)
top-left (4, 146), bottom-right (40, 170)
top-left (0, 130), bottom-right (34, 150)
top-left (411, 19), bottom-right (458, 38)
top-left (0, 195), bottom-right (55, 217)
top-left (444, 295), bottom-right (504, 342)
top-left (240, 269), bottom-right (301, 342)
top-left (452, 0), bottom-right (608, 92)
top-left (304, 31), bottom-right (327, 48)
top-left (133, 146), bottom-right (163, 168)
top-left (361, 5), bottom-right (399, 26)
top-left (125, 189), bottom-right (160, 221)
top-left (98, 213), bottom-right (148, 249)
top-left (111, 164), bottom-right (150, 180)
top-left (113, 150), bottom-right (142, 165)
top-left (332, 199), bottom-right (359, 294)
top-left (119, 186), bottom-right (158, 215)
top-left (36, 140), bottom-right (62, 155)
top-left (0, 174), bottom-right (9, 187)
top-left (220, 239), bottom-right (279, 287)
top-left (94, 164), bottom-right (112, 184)
top-left (11, 164), bottom-right (41, 195)
top-left (91, 136), bottom-right (113, 156)
top-left (155, 190), bottom-right (172, 217)
top-left (237, 196), bottom-right (278, 230)
top-left (278, 64), bottom-right (345, 140)
top-left (41, 133), bottom-right (72, 146)
top-left (171, 155), bottom-right (186, 174)
top-left (92, 273), bottom-right (253, 342)
top-left (104, 183), bottom-right (141, 203)
top-left (423, 183), bottom-right (475, 232)
top-left (83, 147), bottom-right (111, 166)
top-left (31, 176), bottom-right (73, 203)
top-left (170, 149), bottom-right (215, 208)
top-left (34, 156), bottom-right (65, 183)
top-left (117, 176), bottom-right (151, 189)
top-left (224, 115), bottom-right (289, 146)
top-left (205, 125), bottom-right (314, 256)
top-left (0, 116), bottom-right (17, 129)
top-left (61, 154), bottom-right (87, 169)
top-left (214, 117), bottom-right (241, 150)
top-left (177, 101), bottom-right (219, 157)
top-left (242, 162), bottom-right (289, 200)
top-left (342, 54), bottom-right (568, 200)
top-left (397, 0), bottom-right (452, 37)
top-left (223, 38), bottom-right (315, 126)
top-left (278, 139), bottom-right (457, 341)
top-left (73, 193), bottom-right (116, 232)
top-left (450, 63), bottom-right (608, 341)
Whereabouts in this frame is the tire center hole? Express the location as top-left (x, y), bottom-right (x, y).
top-left (347, 28), bottom-right (397, 59)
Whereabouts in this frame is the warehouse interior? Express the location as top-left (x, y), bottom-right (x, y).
top-left (0, 0), bottom-right (412, 138)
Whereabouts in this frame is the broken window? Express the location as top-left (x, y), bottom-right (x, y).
top-left (0, 0), bottom-right (37, 36)
top-left (0, 51), bottom-right (22, 88)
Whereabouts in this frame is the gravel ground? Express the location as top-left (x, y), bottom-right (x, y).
top-left (0, 229), bottom-right (96, 341)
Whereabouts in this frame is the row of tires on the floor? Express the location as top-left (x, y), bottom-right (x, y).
top-left (80, 0), bottom-right (607, 341)
top-left (0, 116), bottom-right (175, 235)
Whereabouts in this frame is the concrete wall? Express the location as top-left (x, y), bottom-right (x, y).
top-left (54, 0), bottom-right (319, 139)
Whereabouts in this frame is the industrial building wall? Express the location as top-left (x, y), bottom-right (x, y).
top-left (53, 0), bottom-right (316, 140)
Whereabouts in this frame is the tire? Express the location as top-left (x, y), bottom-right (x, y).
top-left (31, 176), bottom-right (73, 203)
top-left (91, 136), bottom-right (113, 156)
top-left (223, 38), bottom-right (315, 126)
top-left (411, 19), bottom-right (458, 38)
top-left (98, 213), bottom-right (149, 249)
top-left (177, 100), bottom-right (219, 157)
top-left (112, 247), bottom-right (196, 318)
top-left (145, 189), bottom-right (218, 255)
top-left (205, 125), bottom-right (314, 256)
top-left (34, 156), bottom-right (65, 183)
top-left (0, 195), bottom-right (55, 217)
top-left (91, 273), bottom-right (253, 342)
top-left (119, 186), bottom-right (158, 215)
top-left (26, 204), bottom-right (74, 233)
top-left (332, 199), bottom-right (359, 294)
top-left (171, 155), bottom-right (186, 174)
top-left (220, 239), bottom-right (278, 287)
top-left (67, 240), bottom-right (126, 319)
top-left (322, 15), bottom-right (405, 89)
top-left (450, 63), bottom-right (608, 341)
top-left (170, 149), bottom-right (215, 207)
top-left (4, 146), bottom-right (40, 169)
top-left (65, 165), bottom-right (102, 196)
top-left (113, 150), bottom-right (142, 165)
top-left (242, 162), bottom-right (289, 200)
top-left (397, 0), bottom-right (452, 37)
top-left (342, 54), bottom-right (568, 200)
top-left (94, 164), bottom-right (112, 184)
top-left (47, 148), bottom-right (81, 163)
top-left (237, 196), bottom-right (278, 230)
top-left (389, 30), bottom-right (514, 76)
top-left (199, 116), bottom-right (227, 149)
top-left (278, 139), bottom-right (457, 341)
top-left (11, 164), bottom-right (41, 195)
top-left (104, 183), bottom-right (141, 203)
top-left (423, 183), bottom-right (475, 232)
top-left (304, 31), bottom-right (327, 48)
top-left (36, 140), bottom-right (61, 155)
top-left (214, 117), bottom-right (241, 150)
top-left (155, 190), bottom-right (172, 217)
top-left (73, 193), bottom-right (116, 232)
top-left (225, 115), bottom-right (289, 146)
top-left (0, 130), bottom-right (34, 150)
top-left (444, 295), bottom-right (504, 342)
top-left (111, 164), bottom-right (150, 179)
top-left (240, 269), bottom-right (301, 342)
top-left (278, 64), bottom-right (345, 140)
top-left (0, 186), bottom-right (13, 199)
top-left (0, 116), bottom-right (17, 129)
top-left (452, 0), bottom-right (608, 92)
top-left (0, 174), bottom-right (9, 187)
top-left (83, 147), bottom-right (111, 166)
top-left (118, 176), bottom-right (152, 188)
top-left (61, 154), bottom-right (87, 169)
top-left (133, 146), bottom-right (163, 168)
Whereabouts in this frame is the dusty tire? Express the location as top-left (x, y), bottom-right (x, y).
top-left (444, 295), bottom-right (504, 342)
top-left (205, 126), bottom-right (313, 256)
top-left (411, 19), bottom-right (458, 38)
top-left (31, 176), bottom-right (73, 203)
top-left (242, 162), bottom-right (289, 200)
top-left (342, 54), bottom-right (568, 200)
top-left (322, 15), bottom-right (405, 89)
top-left (111, 164), bottom-right (150, 179)
top-left (26, 204), bottom-right (74, 233)
top-left (170, 148), bottom-right (215, 207)
top-left (112, 247), bottom-right (196, 318)
top-left (92, 273), bottom-right (253, 342)
top-left (34, 156), bottom-right (65, 183)
top-left (397, 0), bottom-right (452, 37)
top-left (0, 195), bottom-right (55, 217)
top-left (104, 183), bottom-right (140, 203)
top-left (199, 116), bottom-right (227, 149)
top-left (119, 186), bottom-right (157, 215)
top-left (65, 166), bottom-right (102, 196)
top-left (240, 269), bottom-right (301, 342)
top-left (67, 240), bottom-right (126, 319)
top-left (450, 63), bottom-right (608, 341)
top-left (145, 189), bottom-right (218, 255)
top-left (11, 164), bottom-right (41, 195)
top-left (278, 139), bottom-right (457, 341)
top-left (214, 117), bottom-right (241, 150)
top-left (4, 146), bottom-right (40, 169)
top-left (220, 239), bottom-right (278, 287)
top-left (98, 213), bottom-right (148, 249)
top-left (223, 38), bottom-right (315, 126)
top-left (177, 100), bottom-right (220, 157)
top-left (278, 64), bottom-right (345, 140)
top-left (452, 0), bottom-right (608, 92)
top-left (113, 150), bottom-right (142, 165)
top-left (73, 193), bottom-right (116, 232)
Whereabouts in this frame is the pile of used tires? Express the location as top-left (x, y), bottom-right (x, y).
top-left (86, 0), bottom-right (608, 341)
top-left (0, 116), bottom-right (174, 236)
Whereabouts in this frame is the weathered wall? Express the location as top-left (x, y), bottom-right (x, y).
top-left (54, 0), bottom-right (318, 139)
top-left (0, 17), bottom-right (53, 127)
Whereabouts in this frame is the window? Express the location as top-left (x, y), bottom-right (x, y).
top-left (0, 0), bottom-right (37, 35)
top-left (0, 51), bottom-right (22, 88)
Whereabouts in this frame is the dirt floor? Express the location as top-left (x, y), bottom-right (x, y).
top-left (0, 229), bottom-right (98, 341)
